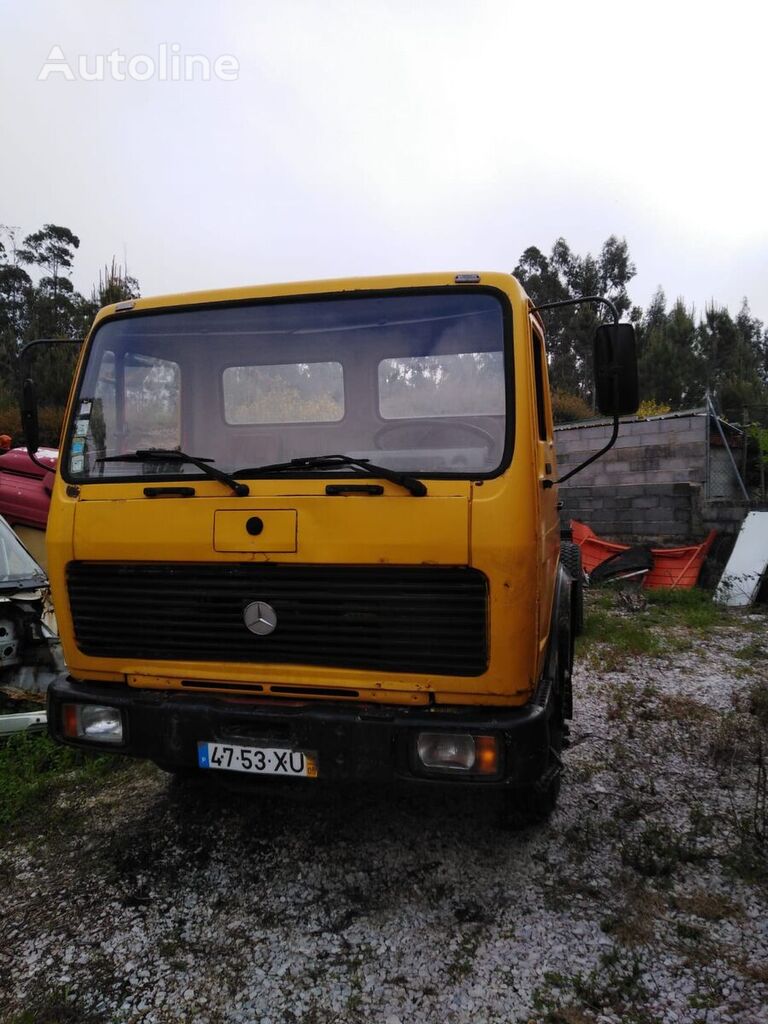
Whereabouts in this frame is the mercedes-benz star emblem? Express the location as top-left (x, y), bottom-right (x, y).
top-left (243, 601), bottom-right (278, 636)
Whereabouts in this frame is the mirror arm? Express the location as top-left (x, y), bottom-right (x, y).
top-left (532, 294), bottom-right (620, 327)
top-left (543, 408), bottom-right (619, 488)
top-left (531, 296), bottom-right (621, 489)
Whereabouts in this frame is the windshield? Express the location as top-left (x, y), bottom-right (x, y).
top-left (65, 290), bottom-right (510, 481)
top-left (0, 516), bottom-right (47, 589)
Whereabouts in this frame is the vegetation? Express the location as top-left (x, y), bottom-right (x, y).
top-left (515, 235), bottom-right (768, 428)
top-left (0, 225), bottom-right (139, 444)
top-left (575, 587), bottom-right (725, 670)
top-left (551, 390), bottom-right (593, 423)
top-left (2, 223), bottom-right (767, 445)
top-left (0, 730), bottom-right (124, 829)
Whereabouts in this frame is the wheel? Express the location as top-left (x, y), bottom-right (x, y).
top-left (498, 652), bottom-right (566, 829)
top-left (560, 541), bottom-right (584, 636)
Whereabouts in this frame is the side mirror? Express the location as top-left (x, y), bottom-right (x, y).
top-left (21, 378), bottom-right (40, 455)
top-left (18, 337), bottom-right (83, 460)
top-left (594, 323), bottom-right (639, 417)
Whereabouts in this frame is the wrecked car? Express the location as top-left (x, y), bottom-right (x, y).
top-left (0, 513), bottom-right (63, 698)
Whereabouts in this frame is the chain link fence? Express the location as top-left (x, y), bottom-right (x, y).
top-left (707, 396), bottom-right (768, 502)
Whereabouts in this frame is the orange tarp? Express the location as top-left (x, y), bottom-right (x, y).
top-left (570, 520), bottom-right (717, 589)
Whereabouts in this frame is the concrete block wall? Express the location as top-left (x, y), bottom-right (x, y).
top-left (561, 483), bottom-right (703, 545)
top-left (561, 482), bottom-right (745, 586)
top-left (555, 413), bottom-right (707, 489)
top-left (554, 413), bottom-right (748, 573)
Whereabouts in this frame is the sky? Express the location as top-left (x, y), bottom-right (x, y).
top-left (1, 0), bottom-right (767, 323)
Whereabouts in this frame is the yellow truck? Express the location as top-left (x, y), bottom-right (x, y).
top-left (24, 272), bottom-right (637, 825)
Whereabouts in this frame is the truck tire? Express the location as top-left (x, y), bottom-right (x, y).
top-left (498, 654), bottom-right (565, 829)
top-left (561, 541), bottom-right (584, 637)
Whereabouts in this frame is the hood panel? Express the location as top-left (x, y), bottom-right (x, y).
top-left (72, 494), bottom-right (469, 565)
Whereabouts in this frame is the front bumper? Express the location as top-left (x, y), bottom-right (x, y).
top-left (48, 677), bottom-right (551, 788)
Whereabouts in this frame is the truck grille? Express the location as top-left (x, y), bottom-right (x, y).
top-left (66, 562), bottom-right (489, 676)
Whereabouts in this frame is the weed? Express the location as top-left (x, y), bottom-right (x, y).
top-left (544, 948), bottom-right (651, 1022)
top-left (708, 712), bottom-right (754, 768)
top-left (445, 927), bottom-right (481, 982)
top-left (671, 890), bottom-right (741, 921)
top-left (578, 609), bottom-right (662, 670)
top-left (645, 588), bottom-right (721, 631)
top-left (736, 959), bottom-right (768, 983)
top-left (543, 875), bottom-right (604, 912)
top-left (653, 695), bottom-right (717, 725)
top-left (600, 884), bottom-right (665, 945)
top-left (621, 822), bottom-right (710, 878)
top-left (563, 817), bottom-right (619, 865)
top-left (688, 803), bottom-right (716, 837)
top-left (0, 731), bottom-right (125, 829)
top-left (579, 589), bottom-right (726, 671)
top-left (747, 679), bottom-right (768, 727)
top-left (3, 984), bottom-right (106, 1024)
top-left (688, 988), bottom-right (721, 1010)
top-left (734, 639), bottom-right (767, 663)
top-left (722, 743), bottom-right (768, 884)
top-left (675, 921), bottom-right (705, 942)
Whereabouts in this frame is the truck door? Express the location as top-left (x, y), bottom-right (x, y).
top-left (530, 317), bottom-right (560, 653)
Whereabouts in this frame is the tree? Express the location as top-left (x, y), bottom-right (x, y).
top-left (636, 292), bottom-right (704, 408)
top-left (18, 224), bottom-right (81, 334)
top-left (0, 225), bottom-right (142, 420)
top-left (735, 300), bottom-right (768, 391)
top-left (698, 303), bottom-right (765, 415)
top-left (514, 236), bottom-right (638, 402)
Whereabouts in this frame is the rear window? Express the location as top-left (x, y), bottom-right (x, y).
top-left (378, 352), bottom-right (505, 419)
top-left (223, 361), bottom-right (344, 424)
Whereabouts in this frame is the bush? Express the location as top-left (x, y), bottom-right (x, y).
top-left (0, 402), bottom-right (66, 448)
top-left (551, 390), bottom-right (593, 424)
top-left (637, 399), bottom-right (671, 418)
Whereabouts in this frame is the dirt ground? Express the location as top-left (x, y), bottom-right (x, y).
top-left (1, 594), bottom-right (767, 1024)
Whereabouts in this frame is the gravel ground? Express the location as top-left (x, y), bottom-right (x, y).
top-left (1, 600), bottom-right (767, 1024)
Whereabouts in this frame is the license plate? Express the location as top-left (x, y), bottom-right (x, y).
top-left (197, 741), bottom-right (317, 778)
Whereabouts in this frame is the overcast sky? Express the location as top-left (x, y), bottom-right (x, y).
top-left (1, 0), bottom-right (766, 323)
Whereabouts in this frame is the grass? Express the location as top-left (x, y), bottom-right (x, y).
top-left (747, 679), bottom-right (768, 727)
top-left (445, 927), bottom-right (482, 982)
top-left (534, 948), bottom-right (653, 1024)
top-left (735, 639), bottom-right (768, 662)
top-left (643, 587), bottom-right (723, 631)
top-left (0, 730), bottom-right (125, 829)
top-left (576, 587), bottom-right (733, 670)
top-left (2, 984), bottom-right (107, 1024)
top-left (600, 886), bottom-right (665, 945)
top-left (621, 822), bottom-right (711, 878)
top-left (577, 606), bottom-right (662, 669)
top-left (671, 890), bottom-right (742, 921)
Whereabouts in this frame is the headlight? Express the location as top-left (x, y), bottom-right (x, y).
top-left (62, 703), bottom-right (124, 744)
top-left (416, 732), bottom-right (499, 775)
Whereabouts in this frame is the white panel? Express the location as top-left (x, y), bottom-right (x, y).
top-left (714, 512), bottom-right (768, 606)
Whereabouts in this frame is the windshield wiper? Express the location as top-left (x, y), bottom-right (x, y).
top-left (234, 454), bottom-right (427, 497)
top-left (98, 449), bottom-right (249, 497)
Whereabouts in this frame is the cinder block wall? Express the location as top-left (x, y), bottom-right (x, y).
top-left (555, 413), bottom-right (707, 489)
top-left (554, 413), bottom-right (746, 562)
top-left (561, 483), bottom-right (700, 543)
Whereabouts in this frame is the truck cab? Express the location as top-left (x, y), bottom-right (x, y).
top-left (38, 271), bottom-right (634, 824)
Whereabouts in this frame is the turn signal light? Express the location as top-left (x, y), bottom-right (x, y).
top-left (474, 735), bottom-right (499, 775)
